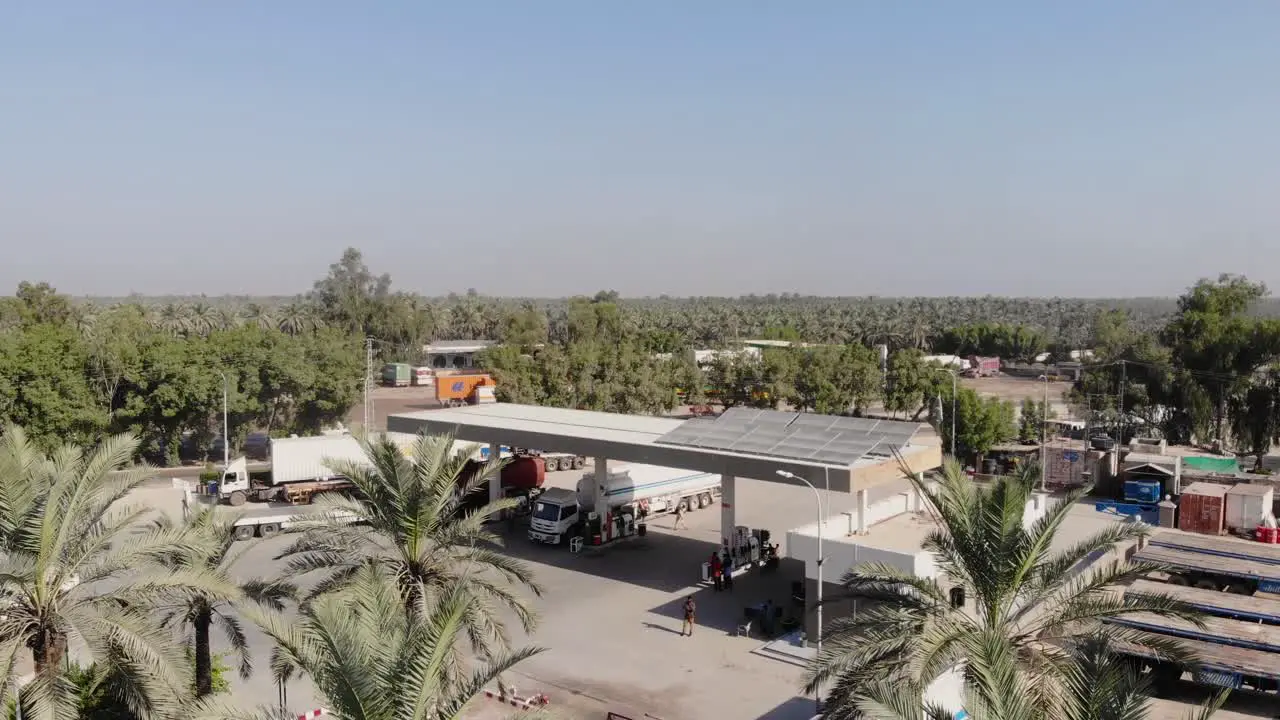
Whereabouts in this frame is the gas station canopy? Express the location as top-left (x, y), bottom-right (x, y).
top-left (387, 404), bottom-right (934, 494)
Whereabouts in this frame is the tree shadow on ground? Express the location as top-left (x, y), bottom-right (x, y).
top-left (486, 518), bottom-right (732, 593)
top-left (646, 557), bottom-right (807, 636)
top-left (753, 695), bottom-right (820, 720)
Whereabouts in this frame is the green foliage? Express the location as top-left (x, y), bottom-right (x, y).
top-left (0, 322), bottom-right (106, 448)
top-left (0, 281), bottom-right (363, 464)
top-left (1074, 274), bottom-right (1280, 453)
top-left (884, 350), bottom-right (951, 420)
top-left (481, 295), bottom-right (683, 414)
top-left (275, 433), bottom-right (543, 654)
top-left (0, 425), bottom-right (236, 718)
top-left (64, 663), bottom-right (137, 720)
top-left (184, 648), bottom-right (233, 696)
top-left (806, 460), bottom-right (1209, 720)
top-left (941, 387), bottom-right (1016, 460)
top-left (207, 566), bottom-right (544, 720)
top-left (935, 322), bottom-right (1048, 361)
top-left (1017, 398), bottom-right (1056, 444)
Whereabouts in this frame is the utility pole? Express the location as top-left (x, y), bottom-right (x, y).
top-left (363, 337), bottom-right (374, 432)
top-left (1040, 375), bottom-right (1048, 490)
top-left (1117, 360), bottom-right (1127, 450)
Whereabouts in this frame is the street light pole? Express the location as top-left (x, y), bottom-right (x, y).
top-left (950, 370), bottom-right (957, 458)
top-left (364, 337), bottom-right (374, 432)
top-left (1040, 375), bottom-right (1049, 490)
top-left (216, 371), bottom-right (229, 469)
top-left (777, 469), bottom-right (825, 712)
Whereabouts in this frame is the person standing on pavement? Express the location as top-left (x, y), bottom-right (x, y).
top-left (710, 551), bottom-right (723, 591)
top-left (672, 501), bottom-right (687, 530)
top-left (681, 595), bottom-right (697, 636)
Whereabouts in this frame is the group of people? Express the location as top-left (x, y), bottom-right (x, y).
top-left (708, 545), bottom-right (736, 591)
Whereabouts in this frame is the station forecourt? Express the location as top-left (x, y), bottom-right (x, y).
top-left (386, 402), bottom-right (944, 645)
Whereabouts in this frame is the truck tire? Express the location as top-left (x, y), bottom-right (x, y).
top-left (232, 525), bottom-right (255, 541)
top-left (698, 492), bottom-right (713, 509)
top-left (1165, 574), bottom-right (1189, 586)
top-left (572, 457), bottom-right (585, 470)
top-left (544, 457), bottom-right (561, 472)
top-left (257, 522), bottom-right (280, 539)
top-left (228, 490), bottom-right (247, 507)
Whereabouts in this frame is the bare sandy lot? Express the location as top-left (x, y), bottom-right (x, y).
top-left (345, 385), bottom-right (442, 431)
top-left (962, 375), bottom-right (1075, 417)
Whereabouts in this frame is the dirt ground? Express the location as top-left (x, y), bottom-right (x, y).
top-left (962, 375), bottom-right (1076, 417)
top-left (345, 385), bottom-right (442, 431)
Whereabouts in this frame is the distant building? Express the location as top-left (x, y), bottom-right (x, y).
top-left (422, 340), bottom-right (497, 369)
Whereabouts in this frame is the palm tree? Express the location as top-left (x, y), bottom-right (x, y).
top-left (0, 425), bottom-right (238, 719)
top-left (805, 458), bottom-right (1205, 720)
top-left (274, 433), bottom-right (543, 654)
top-left (196, 565), bottom-right (544, 720)
top-left (151, 507), bottom-right (296, 697)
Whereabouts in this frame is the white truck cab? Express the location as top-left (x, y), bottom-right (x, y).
top-left (527, 464), bottom-right (720, 546)
top-left (217, 457), bottom-right (253, 504)
top-left (528, 488), bottom-right (581, 544)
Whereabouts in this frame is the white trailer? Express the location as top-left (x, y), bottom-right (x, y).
top-left (528, 464), bottom-right (720, 545)
top-left (225, 505), bottom-right (362, 541)
top-left (218, 432), bottom-right (479, 505)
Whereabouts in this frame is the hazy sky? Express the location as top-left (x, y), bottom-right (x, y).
top-left (4, 2), bottom-right (1280, 298)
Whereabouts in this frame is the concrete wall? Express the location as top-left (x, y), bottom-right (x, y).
top-left (789, 487), bottom-right (1049, 645)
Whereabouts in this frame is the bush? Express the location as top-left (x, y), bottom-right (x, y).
top-left (55, 652), bottom-right (231, 719)
top-left (185, 648), bottom-right (233, 695)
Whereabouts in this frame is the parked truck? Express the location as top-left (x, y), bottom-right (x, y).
top-left (528, 464), bottom-right (720, 545)
top-left (964, 356), bottom-right (1001, 378)
top-left (382, 363), bottom-right (412, 387)
top-left (218, 434), bottom-right (546, 510)
top-left (435, 372), bottom-right (497, 407)
top-left (217, 435), bottom-right (369, 506)
top-left (510, 447), bottom-right (586, 472)
top-left (456, 455), bottom-right (548, 516)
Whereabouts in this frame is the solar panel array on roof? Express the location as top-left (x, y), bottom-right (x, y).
top-left (655, 408), bottom-right (924, 466)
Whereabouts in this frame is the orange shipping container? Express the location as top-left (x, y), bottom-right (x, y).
top-left (1178, 482), bottom-right (1228, 536)
top-left (435, 373), bottom-right (494, 403)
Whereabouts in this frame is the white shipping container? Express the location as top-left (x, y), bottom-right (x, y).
top-left (269, 435), bottom-right (369, 485)
top-left (269, 432), bottom-right (423, 485)
top-left (1224, 484), bottom-right (1274, 531)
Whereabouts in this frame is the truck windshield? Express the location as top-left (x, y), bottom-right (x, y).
top-left (533, 502), bottom-right (567, 522)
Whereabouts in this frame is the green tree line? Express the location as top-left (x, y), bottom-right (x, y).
top-left (1073, 274), bottom-right (1280, 470)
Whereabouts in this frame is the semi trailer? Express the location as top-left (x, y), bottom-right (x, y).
top-left (217, 434), bottom-right (546, 510)
top-left (217, 435), bottom-right (373, 506)
top-left (225, 505), bottom-right (362, 541)
top-left (508, 447), bottom-right (586, 472)
top-left (528, 464), bottom-right (720, 545)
